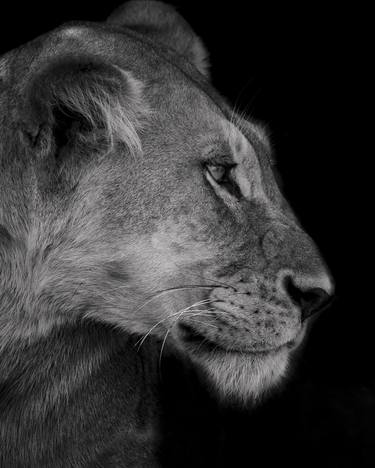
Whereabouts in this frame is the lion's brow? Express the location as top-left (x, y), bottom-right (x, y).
top-left (203, 139), bottom-right (234, 162)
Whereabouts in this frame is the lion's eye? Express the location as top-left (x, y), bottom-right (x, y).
top-left (205, 163), bottom-right (242, 198)
top-left (206, 164), bottom-right (228, 183)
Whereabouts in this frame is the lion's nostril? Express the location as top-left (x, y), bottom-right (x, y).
top-left (283, 276), bottom-right (334, 321)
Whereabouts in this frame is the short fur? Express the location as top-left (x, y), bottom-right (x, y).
top-left (0, 1), bottom-right (333, 466)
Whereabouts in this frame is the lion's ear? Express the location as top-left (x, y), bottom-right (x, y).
top-left (107, 1), bottom-right (210, 77)
top-left (21, 55), bottom-right (145, 162)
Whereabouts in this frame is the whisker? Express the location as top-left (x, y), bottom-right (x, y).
top-left (135, 298), bottom-right (214, 351)
top-left (158, 328), bottom-right (171, 373)
top-left (133, 285), bottom-right (215, 313)
top-left (157, 307), bottom-right (222, 373)
top-left (134, 311), bottom-right (184, 350)
top-left (156, 304), bottom-right (216, 375)
top-left (90, 284), bottom-right (216, 312)
top-left (188, 319), bottom-right (218, 329)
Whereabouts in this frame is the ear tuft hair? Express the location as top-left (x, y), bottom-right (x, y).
top-left (25, 56), bottom-right (147, 157)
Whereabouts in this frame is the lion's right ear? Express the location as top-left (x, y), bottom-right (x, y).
top-left (20, 55), bottom-right (146, 162)
top-left (107, 1), bottom-right (210, 77)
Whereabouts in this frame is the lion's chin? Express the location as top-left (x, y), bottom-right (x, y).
top-left (176, 322), bottom-right (307, 404)
top-left (187, 347), bottom-right (291, 405)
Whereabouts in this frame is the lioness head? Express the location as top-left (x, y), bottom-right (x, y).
top-left (0, 1), bottom-right (333, 403)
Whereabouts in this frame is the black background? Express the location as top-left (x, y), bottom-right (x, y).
top-left (0, 2), bottom-right (370, 467)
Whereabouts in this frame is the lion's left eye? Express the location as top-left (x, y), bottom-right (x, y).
top-left (205, 163), bottom-right (242, 198)
top-left (206, 164), bottom-right (229, 183)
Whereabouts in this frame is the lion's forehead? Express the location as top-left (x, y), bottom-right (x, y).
top-left (0, 21), bottom-right (271, 172)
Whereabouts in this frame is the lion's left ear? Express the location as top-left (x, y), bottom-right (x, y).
top-left (107, 1), bottom-right (210, 77)
top-left (20, 54), bottom-right (146, 162)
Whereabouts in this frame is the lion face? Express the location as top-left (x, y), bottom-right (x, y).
top-left (111, 105), bottom-right (333, 402)
top-left (0, 1), bottom-right (333, 403)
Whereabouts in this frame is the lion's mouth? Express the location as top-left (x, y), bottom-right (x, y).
top-left (178, 323), bottom-right (296, 356)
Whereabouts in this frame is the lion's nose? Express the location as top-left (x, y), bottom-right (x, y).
top-left (283, 274), bottom-right (335, 321)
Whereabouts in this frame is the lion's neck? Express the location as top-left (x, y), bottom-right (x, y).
top-left (0, 320), bottom-right (157, 409)
top-left (0, 320), bottom-right (162, 465)
top-left (0, 318), bottom-right (223, 467)
top-left (0, 321), bottom-right (113, 395)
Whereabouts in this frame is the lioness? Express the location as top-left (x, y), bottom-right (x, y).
top-left (0, 1), bottom-right (334, 466)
